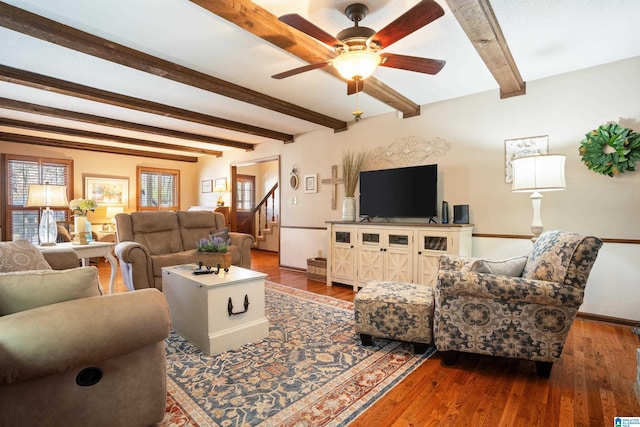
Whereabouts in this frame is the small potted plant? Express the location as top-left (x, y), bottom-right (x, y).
top-left (196, 234), bottom-right (232, 271)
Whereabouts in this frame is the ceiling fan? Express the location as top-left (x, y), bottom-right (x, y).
top-left (272, 0), bottom-right (446, 95)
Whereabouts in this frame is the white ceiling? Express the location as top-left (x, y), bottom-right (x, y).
top-left (1, 0), bottom-right (640, 156)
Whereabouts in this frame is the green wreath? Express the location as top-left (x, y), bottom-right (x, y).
top-left (579, 123), bottom-right (640, 177)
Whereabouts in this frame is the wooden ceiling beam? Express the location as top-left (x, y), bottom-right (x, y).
top-left (190, 0), bottom-right (422, 118)
top-left (1, 132), bottom-right (199, 163)
top-left (0, 97), bottom-right (253, 151)
top-left (0, 118), bottom-right (223, 157)
top-left (0, 64), bottom-right (289, 144)
top-left (445, 0), bottom-right (526, 98)
top-left (0, 1), bottom-right (347, 133)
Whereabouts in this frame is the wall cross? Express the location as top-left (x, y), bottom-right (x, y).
top-left (320, 165), bottom-right (343, 210)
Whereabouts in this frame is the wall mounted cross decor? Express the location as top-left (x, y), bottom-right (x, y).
top-left (320, 165), bottom-right (344, 210)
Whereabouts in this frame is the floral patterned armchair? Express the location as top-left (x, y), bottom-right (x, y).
top-left (433, 230), bottom-right (603, 377)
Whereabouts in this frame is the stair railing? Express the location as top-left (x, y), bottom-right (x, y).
top-left (242, 182), bottom-right (278, 240)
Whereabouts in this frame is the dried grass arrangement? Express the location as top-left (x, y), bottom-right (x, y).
top-left (342, 150), bottom-right (368, 197)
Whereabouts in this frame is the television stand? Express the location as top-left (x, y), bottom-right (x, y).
top-left (326, 221), bottom-right (473, 290)
top-left (428, 217), bottom-right (437, 224)
top-left (360, 216), bottom-right (372, 222)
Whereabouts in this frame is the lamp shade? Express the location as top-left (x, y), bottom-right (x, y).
top-left (332, 50), bottom-right (381, 81)
top-left (24, 184), bottom-right (68, 246)
top-left (512, 155), bottom-right (566, 193)
top-left (25, 184), bottom-right (69, 207)
top-left (105, 206), bottom-right (124, 219)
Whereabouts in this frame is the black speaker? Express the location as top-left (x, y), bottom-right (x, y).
top-left (453, 205), bottom-right (469, 224)
top-left (441, 201), bottom-right (449, 224)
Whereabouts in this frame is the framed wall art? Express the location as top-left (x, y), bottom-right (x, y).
top-left (504, 135), bottom-right (549, 183)
top-left (202, 179), bottom-right (213, 193)
top-left (304, 174), bottom-right (317, 193)
top-left (84, 175), bottom-right (129, 208)
top-left (214, 177), bottom-right (227, 191)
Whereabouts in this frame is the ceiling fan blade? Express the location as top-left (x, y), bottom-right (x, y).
top-left (347, 79), bottom-right (365, 95)
top-left (279, 14), bottom-right (342, 47)
top-left (380, 53), bottom-right (445, 75)
top-left (272, 62), bottom-right (329, 79)
top-left (371, 0), bottom-right (444, 49)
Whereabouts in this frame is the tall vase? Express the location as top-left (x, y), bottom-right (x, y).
top-left (74, 215), bottom-right (89, 245)
top-left (85, 217), bottom-right (92, 243)
top-left (342, 197), bottom-right (356, 222)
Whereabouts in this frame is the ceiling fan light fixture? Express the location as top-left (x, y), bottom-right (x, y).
top-left (332, 50), bottom-right (381, 81)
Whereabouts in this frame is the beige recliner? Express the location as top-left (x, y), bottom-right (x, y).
top-left (0, 240), bottom-right (171, 427)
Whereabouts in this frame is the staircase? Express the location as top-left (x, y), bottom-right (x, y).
top-left (255, 219), bottom-right (279, 251)
top-left (239, 182), bottom-right (279, 251)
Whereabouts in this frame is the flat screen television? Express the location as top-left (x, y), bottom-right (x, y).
top-left (359, 164), bottom-right (438, 219)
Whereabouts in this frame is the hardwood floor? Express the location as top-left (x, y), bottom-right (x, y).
top-left (99, 250), bottom-right (640, 426)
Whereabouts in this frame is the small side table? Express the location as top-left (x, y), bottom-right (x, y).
top-left (37, 241), bottom-right (118, 294)
top-left (215, 206), bottom-right (231, 228)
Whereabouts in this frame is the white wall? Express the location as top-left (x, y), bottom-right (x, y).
top-left (199, 56), bottom-right (640, 321)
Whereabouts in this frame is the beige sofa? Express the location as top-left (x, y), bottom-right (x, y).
top-left (115, 210), bottom-right (254, 291)
top-left (0, 240), bottom-right (171, 427)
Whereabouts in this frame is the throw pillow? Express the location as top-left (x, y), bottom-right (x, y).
top-left (459, 261), bottom-right (476, 273)
top-left (0, 239), bottom-right (52, 272)
top-left (0, 267), bottom-right (102, 315)
top-left (212, 227), bottom-right (230, 242)
top-left (469, 256), bottom-right (528, 277)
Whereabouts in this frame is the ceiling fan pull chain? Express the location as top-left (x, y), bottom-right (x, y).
top-left (352, 79), bottom-right (364, 122)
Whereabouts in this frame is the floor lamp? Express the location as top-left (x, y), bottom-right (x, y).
top-left (25, 184), bottom-right (69, 246)
top-left (511, 154), bottom-right (566, 241)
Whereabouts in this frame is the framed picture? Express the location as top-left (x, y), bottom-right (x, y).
top-left (202, 180), bottom-right (213, 193)
top-left (84, 175), bottom-right (129, 207)
top-left (214, 177), bottom-right (227, 191)
top-left (504, 135), bottom-right (549, 183)
top-left (304, 174), bottom-right (317, 193)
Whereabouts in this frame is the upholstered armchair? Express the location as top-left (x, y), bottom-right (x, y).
top-left (0, 240), bottom-right (171, 426)
top-left (434, 230), bottom-right (603, 377)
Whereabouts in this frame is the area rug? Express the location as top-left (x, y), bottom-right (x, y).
top-left (160, 281), bottom-right (435, 426)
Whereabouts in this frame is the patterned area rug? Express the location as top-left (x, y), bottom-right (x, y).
top-left (160, 282), bottom-right (435, 426)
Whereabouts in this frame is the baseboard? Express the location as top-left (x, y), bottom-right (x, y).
top-left (279, 265), bottom-right (305, 273)
top-left (577, 311), bottom-right (639, 326)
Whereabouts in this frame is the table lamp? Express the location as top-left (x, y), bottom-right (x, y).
top-left (25, 183), bottom-right (69, 246)
top-left (214, 182), bottom-right (227, 207)
top-left (104, 206), bottom-right (125, 231)
top-left (512, 154), bottom-right (566, 241)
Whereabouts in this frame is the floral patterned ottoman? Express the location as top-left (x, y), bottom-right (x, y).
top-left (354, 281), bottom-right (434, 354)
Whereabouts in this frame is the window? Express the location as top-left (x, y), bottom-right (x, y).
top-left (3, 155), bottom-right (72, 242)
top-left (137, 166), bottom-right (179, 211)
top-left (236, 174), bottom-right (255, 211)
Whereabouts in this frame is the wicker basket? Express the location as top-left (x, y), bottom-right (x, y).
top-left (306, 258), bottom-right (327, 282)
